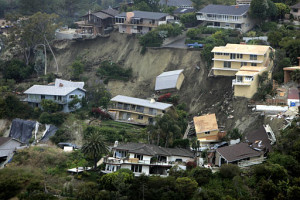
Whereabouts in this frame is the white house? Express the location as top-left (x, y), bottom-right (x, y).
top-left (102, 142), bottom-right (194, 176)
top-left (196, 4), bottom-right (256, 32)
top-left (155, 69), bottom-right (185, 91)
top-left (24, 79), bottom-right (86, 112)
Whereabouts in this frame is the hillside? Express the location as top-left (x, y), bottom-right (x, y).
top-left (50, 31), bottom-right (261, 133)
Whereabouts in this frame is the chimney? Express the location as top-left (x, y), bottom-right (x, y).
top-left (150, 99), bottom-right (155, 104)
top-left (235, 5), bottom-right (239, 9)
top-left (59, 83), bottom-right (63, 87)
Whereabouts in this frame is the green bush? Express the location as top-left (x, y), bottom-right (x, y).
top-left (180, 13), bottom-right (197, 27)
top-left (261, 22), bottom-right (278, 32)
top-left (70, 60), bottom-right (84, 80)
top-left (189, 167), bottom-right (212, 186)
top-left (0, 59), bottom-right (34, 82)
top-left (41, 99), bottom-right (62, 113)
top-left (219, 164), bottom-right (240, 179)
top-left (39, 112), bottom-right (67, 126)
top-left (96, 60), bottom-right (132, 82)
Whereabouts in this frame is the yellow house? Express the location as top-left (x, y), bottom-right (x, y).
top-left (108, 95), bottom-right (173, 126)
top-left (193, 114), bottom-right (224, 147)
top-left (211, 44), bottom-right (273, 76)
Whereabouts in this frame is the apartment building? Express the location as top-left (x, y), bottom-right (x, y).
top-left (211, 44), bottom-right (274, 98)
top-left (102, 142), bottom-right (194, 176)
top-left (108, 95), bottom-right (173, 125)
top-left (196, 4), bottom-right (255, 32)
top-left (115, 11), bottom-right (174, 34)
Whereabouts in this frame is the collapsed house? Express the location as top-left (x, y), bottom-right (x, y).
top-left (102, 142), bottom-right (194, 176)
top-left (0, 137), bottom-right (23, 168)
top-left (155, 69), bottom-right (185, 92)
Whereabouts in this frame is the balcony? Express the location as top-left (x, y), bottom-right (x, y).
top-left (196, 15), bottom-right (244, 23)
top-left (232, 79), bottom-right (252, 86)
top-left (109, 105), bottom-right (157, 116)
top-left (24, 98), bottom-right (67, 104)
top-left (104, 157), bottom-right (173, 166)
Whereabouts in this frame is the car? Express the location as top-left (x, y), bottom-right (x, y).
top-left (186, 42), bottom-right (204, 48)
top-left (57, 142), bottom-right (79, 149)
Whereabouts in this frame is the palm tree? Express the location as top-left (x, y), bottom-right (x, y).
top-left (81, 130), bottom-right (108, 169)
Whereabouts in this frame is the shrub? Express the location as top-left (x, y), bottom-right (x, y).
top-left (189, 167), bottom-right (212, 186)
top-left (158, 93), bottom-right (172, 102)
top-left (186, 161), bottom-right (197, 170)
top-left (90, 107), bottom-right (111, 120)
top-left (70, 60), bottom-right (84, 80)
top-left (180, 13), bottom-right (197, 27)
top-left (219, 164), bottom-right (240, 179)
top-left (1, 59), bottom-right (34, 82)
top-left (96, 60), bottom-right (132, 82)
top-left (50, 129), bottom-right (73, 144)
top-left (172, 139), bottom-right (190, 148)
top-left (41, 99), bottom-right (62, 113)
top-left (0, 95), bottom-right (34, 119)
top-left (39, 112), bottom-right (67, 126)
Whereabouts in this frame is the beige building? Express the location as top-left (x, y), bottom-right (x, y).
top-left (193, 114), bottom-right (225, 147)
top-left (108, 95), bottom-right (173, 126)
top-left (196, 4), bottom-right (256, 32)
top-left (211, 44), bottom-right (274, 98)
top-left (291, 2), bottom-right (300, 21)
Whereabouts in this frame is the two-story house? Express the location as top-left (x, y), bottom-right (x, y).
top-left (196, 4), bottom-right (255, 32)
top-left (77, 8), bottom-right (119, 35)
top-left (211, 44), bottom-right (274, 98)
top-left (24, 79), bottom-right (86, 112)
top-left (291, 2), bottom-right (300, 21)
top-left (193, 114), bottom-right (225, 148)
top-left (115, 11), bottom-right (174, 34)
top-left (102, 142), bottom-right (194, 176)
top-left (108, 95), bottom-right (173, 126)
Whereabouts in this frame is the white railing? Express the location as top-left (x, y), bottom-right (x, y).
top-left (232, 79), bottom-right (252, 86)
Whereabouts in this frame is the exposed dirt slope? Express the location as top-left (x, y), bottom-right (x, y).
top-left (50, 31), bottom-right (260, 132)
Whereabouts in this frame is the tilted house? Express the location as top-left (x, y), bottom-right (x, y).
top-left (155, 69), bottom-right (185, 92)
top-left (196, 4), bottom-right (255, 32)
top-left (211, 44), bottom-right (274, 98)
top-left (102, 142), bottom-right (194, 176)
top-left (77, 8), bottom-right (119, 35)
top-left (193, 114), bottom-right (225, 147)
top-left (24, 79), bottom-right (86, 113)
top-left (0, 137), bottom-right (23, 168)
top-left (108, 95), bottom-right (173, 125)
top-left (115, 11), bottom-right (174, 34)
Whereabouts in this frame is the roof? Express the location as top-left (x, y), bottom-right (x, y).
top-left (114, 143), bottom-right (194, 158)
top-left (283, 66), bottom-right (300, 71)
top-left (116, 11), bottom-right (169, 20)
top-left (0, 137), bottom-right (11, 146)
top-left (92, 11), bottom-right (112, 19)
top-left (288, 88), bottom-right (300, 100)
top-left (55, 79), bottom-right (84, 89)
top-left (159, 0), bottom-right (193, 7)
top-left (155, 69), bottom-right (184, 90)
top-left (245, 126), bottom-right (272, 152)
top-left (101, 8), bottom-right (119, 16)
top-left (193, 114), bottom-right (218, 134)
top-left (212, 44), bottom-right (271, 55)
top-left (198, 4), bottom-right (250, 15)
top-left (110, 95), bottom-right (173, 110)
top-left (24, 85), bottom-right (84, 96)
top-left (291, 2), bottom-right (300, 8)
top-left (217, 143), bottom-right (262, 162)
top-left (174, 8), bottom-right (195, 14)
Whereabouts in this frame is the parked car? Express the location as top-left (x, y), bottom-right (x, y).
top-left (57, 142), bottom-right (79, 149)
top-left (187, 42), bottom-right (204, 48)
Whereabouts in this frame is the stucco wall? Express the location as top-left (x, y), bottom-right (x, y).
top-left (196, 130), bottom-right (219, 139)
top-left (176, 73), bottom-right (185, 90)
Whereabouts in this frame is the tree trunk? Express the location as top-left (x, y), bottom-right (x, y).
top-left (44, 35), bottom-right (59, 73)
top-left (44, 42), bottom-right (47, 75)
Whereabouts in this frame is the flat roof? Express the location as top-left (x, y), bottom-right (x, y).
top-left (193, 113), bottom-right (218, 134)
top-left (212, 44), bottom-right (271, 55)
top-left (155, 69), bottom-right (184, 90)
top-left (110, 95), bottom-right (173, 110)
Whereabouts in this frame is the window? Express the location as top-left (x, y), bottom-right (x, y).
top-left (41, 95), bottom-right (45, 99)
top-left (69, 95), bottom-right (75, 99)
top-left (241, 62), bottom-right (247, 67)
top-left (131, 165), bottom-right (142, 173)
top-left (237, 54), bottom-right (243, 59)
top-left (136, 106), bottom-right (144, 113)
top-left (224, 53), bottom-right (229, 56)
top-left (205, 131), bottom-right (210, 134)
top-left (251, 63), bottom-right (257, 66)
top-left (215, 52), bottom-right (223, 55)
top-left (134, 154), bottom-right (143, 160)
top-left (214, 22), bottom-right (220, 27)
top-left (230, 54), bottom-right (236, 59)
top-left (138, 115), bottom-right (143, 120)
top-left (149, 108), bottom-right (156, 115)
top-left (232, 16), bottom-right (239, 21)
top-left (245, 76), bottom-right (253, 81)
top-left (58, 96), bottom-right (62, 101)
top-left (250, 54), bottom-right (257, 60)
top-left (224, 61), bottom-right (231, 68)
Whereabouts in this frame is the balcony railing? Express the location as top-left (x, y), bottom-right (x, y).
top-left (232, 79), bottom-right (252, 86)
top-left (109, 105), bottom-right (157, 115)
top-left (25, 98), bottom-right (67, 104)
top-left (104, 157), bottom-right (175, 166)
top-left (196, 16), bottom-right (244, 23)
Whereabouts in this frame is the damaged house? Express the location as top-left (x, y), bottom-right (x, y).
top-left (24, 79), bottom-right (86, 112)
top-left (155, 69), bottom-right (185, 92)
top-left (0, 137), bottom-right (23, 168)
top-left (102, 142), bottom-right (194, 176)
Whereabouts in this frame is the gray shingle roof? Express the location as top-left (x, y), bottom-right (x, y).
top-left (245, 126), bottom-right (272, 152)
top-left (101, 8), bottom-right (119, 16)
top-left (0, 137), bottom-right (11, 146)
top-left (198, 4), bottom-right (250, 15)
top-left (110, 95), bottom-right (173, 110)
top-left (217, 143), bottom-right (262, 162)
top-left (116, 11), bottom-right (168, 20)
top-left (159, 0), bottom-right (193, 7)
top-left (24, 85), bottom-right (84, 96)
top-left (92, 11), bottom-right (112, 19)
top-left (155, 69), bottom-right (184, 91)
top-left (114, 142), bottom-right (194, 158)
